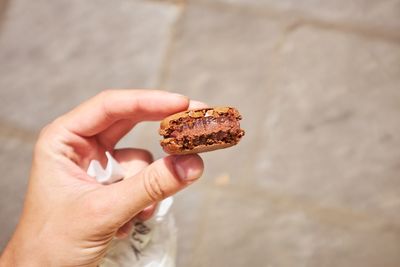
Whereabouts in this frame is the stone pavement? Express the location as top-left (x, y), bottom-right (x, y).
top-left (0, 0), bottom-right (399, 266)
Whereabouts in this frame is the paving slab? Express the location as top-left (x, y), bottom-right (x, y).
top-left (196, 0), bottom-right (400, 38)
top-left (189, 186), bottom-right (400, 267)
top-left (0, 0), bottom-right (179, 131)
top-left (259, 25), bottom-right (400, 220)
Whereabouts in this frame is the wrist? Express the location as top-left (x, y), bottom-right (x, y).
top-left (0, 231), bottom-right (47, 267)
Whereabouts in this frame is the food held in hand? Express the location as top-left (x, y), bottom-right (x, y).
top-left (159, 107), bottom-right (245, 154)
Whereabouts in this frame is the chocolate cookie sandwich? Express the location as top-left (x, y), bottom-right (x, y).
top-left (159, 107), bottom-right (245, 154)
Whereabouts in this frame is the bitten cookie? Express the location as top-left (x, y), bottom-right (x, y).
top-left (159, 107), bottom-right (245, 155)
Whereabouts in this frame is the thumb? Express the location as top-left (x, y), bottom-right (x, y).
top-left (105, 154), bottom-right (204, 225)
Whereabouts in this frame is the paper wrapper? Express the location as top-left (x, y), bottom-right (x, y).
top-left (87, 152), bottom-right (177, 267)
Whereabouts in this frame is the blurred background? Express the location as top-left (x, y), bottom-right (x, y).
top-left (1, 0), bottom-right (400, 266)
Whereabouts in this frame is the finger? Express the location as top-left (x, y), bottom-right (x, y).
top-left (59, 89), bottom-right (189, 137)
top-left (98, 100), bottom-right (208, 149)
top-left (189, 100), bottom-right (208, 109)
top-left (103, 154), bottom-right (204, 225)
top-left (113, 148), bottom-right (153, 178)
top-left (113, 148), bottom-right (156, 221)
top-left (104, 148), bottom-right (154, 225)
top-left (97, 119), bottom-right (136, 150)
top-left (136, 203), bottom-right (157, 221)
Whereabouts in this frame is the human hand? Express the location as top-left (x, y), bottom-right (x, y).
top-left (0, 90), bottom-right (204, 266)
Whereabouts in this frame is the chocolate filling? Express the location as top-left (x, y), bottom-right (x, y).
top-left (162, 109), bottom-right (244, 150)
top-left (169, 116), bottom-right (238, 139)
top-left (177, 129), bottom-right (245, 150)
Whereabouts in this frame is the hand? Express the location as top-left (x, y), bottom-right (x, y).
top-left (0, 90), bottom-right (204, 266)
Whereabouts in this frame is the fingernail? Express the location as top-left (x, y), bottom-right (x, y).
top-left (173, 155), bottom-right (204, 181)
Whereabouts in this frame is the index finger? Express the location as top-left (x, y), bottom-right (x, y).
top-left (59, 89), bottom-right (189, 136)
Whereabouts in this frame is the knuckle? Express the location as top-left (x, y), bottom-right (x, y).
top-left (38, 117), bottom-right (64, 140)
top-left (34, 122), bottom-right (56, 154)
top-left (128, 96), bottom-right (140, 114)
top-left (142, 167), bottom-right (165, 202)
top-left (98, 90), bottom-right (115, 120)
top-left (34, 118), bottom-right (66, 148)
top-left (38, 124), bottom-right (50, 139)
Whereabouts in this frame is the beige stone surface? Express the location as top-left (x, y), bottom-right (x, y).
top-left (0, 137), bottom-right (33, 248)
top-left (189, 186), bottom-right (400, 267)
top-left (197, 0), bottom-right (400, 39)
top-left (0, 0), bottom-right (178, 131)
top-left (257, 25), bottom-right (400, 220)
top-left (165, 2), bottom-right (400, 266)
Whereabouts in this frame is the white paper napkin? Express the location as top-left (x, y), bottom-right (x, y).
top-left (87, 151), bottom-right (125, 185)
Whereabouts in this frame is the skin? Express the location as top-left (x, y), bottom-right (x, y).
top-left (0, 90), bottom-right (205, 267)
